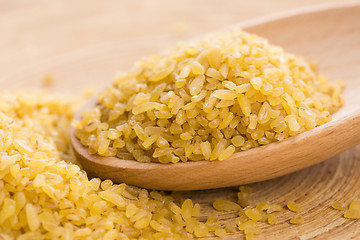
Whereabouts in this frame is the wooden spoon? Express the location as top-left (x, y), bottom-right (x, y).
top-left (71, 2), bottom-right (360, 191)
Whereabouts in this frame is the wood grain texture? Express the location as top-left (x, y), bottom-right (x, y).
top-left (1, 0), bottom-right (360, 239)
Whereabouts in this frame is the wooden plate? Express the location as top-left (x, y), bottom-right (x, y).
top-left (1, 1), bottom-right (359, 239)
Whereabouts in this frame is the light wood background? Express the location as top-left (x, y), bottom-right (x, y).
top-left (1, 0), bottom-right (360, 239)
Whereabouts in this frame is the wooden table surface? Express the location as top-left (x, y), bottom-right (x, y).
top-left (1, 0), bottom-right (359, 239)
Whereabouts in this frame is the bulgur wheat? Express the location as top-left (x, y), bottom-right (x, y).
top-left (74, 29), bottom-right (344, 163)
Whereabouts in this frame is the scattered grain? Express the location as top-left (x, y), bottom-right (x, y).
top-left (287, 201), bottom-right (300, 213)
top-left (290, 215), bottom-right (304, 225)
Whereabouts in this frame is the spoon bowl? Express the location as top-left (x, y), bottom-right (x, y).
top-left (71, 2), bottom-right (360, 191)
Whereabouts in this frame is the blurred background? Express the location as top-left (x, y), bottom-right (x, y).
top-left (0, 0), bottom-right (354, 93)
top-left (1, 1), bottom-right (359, 239)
